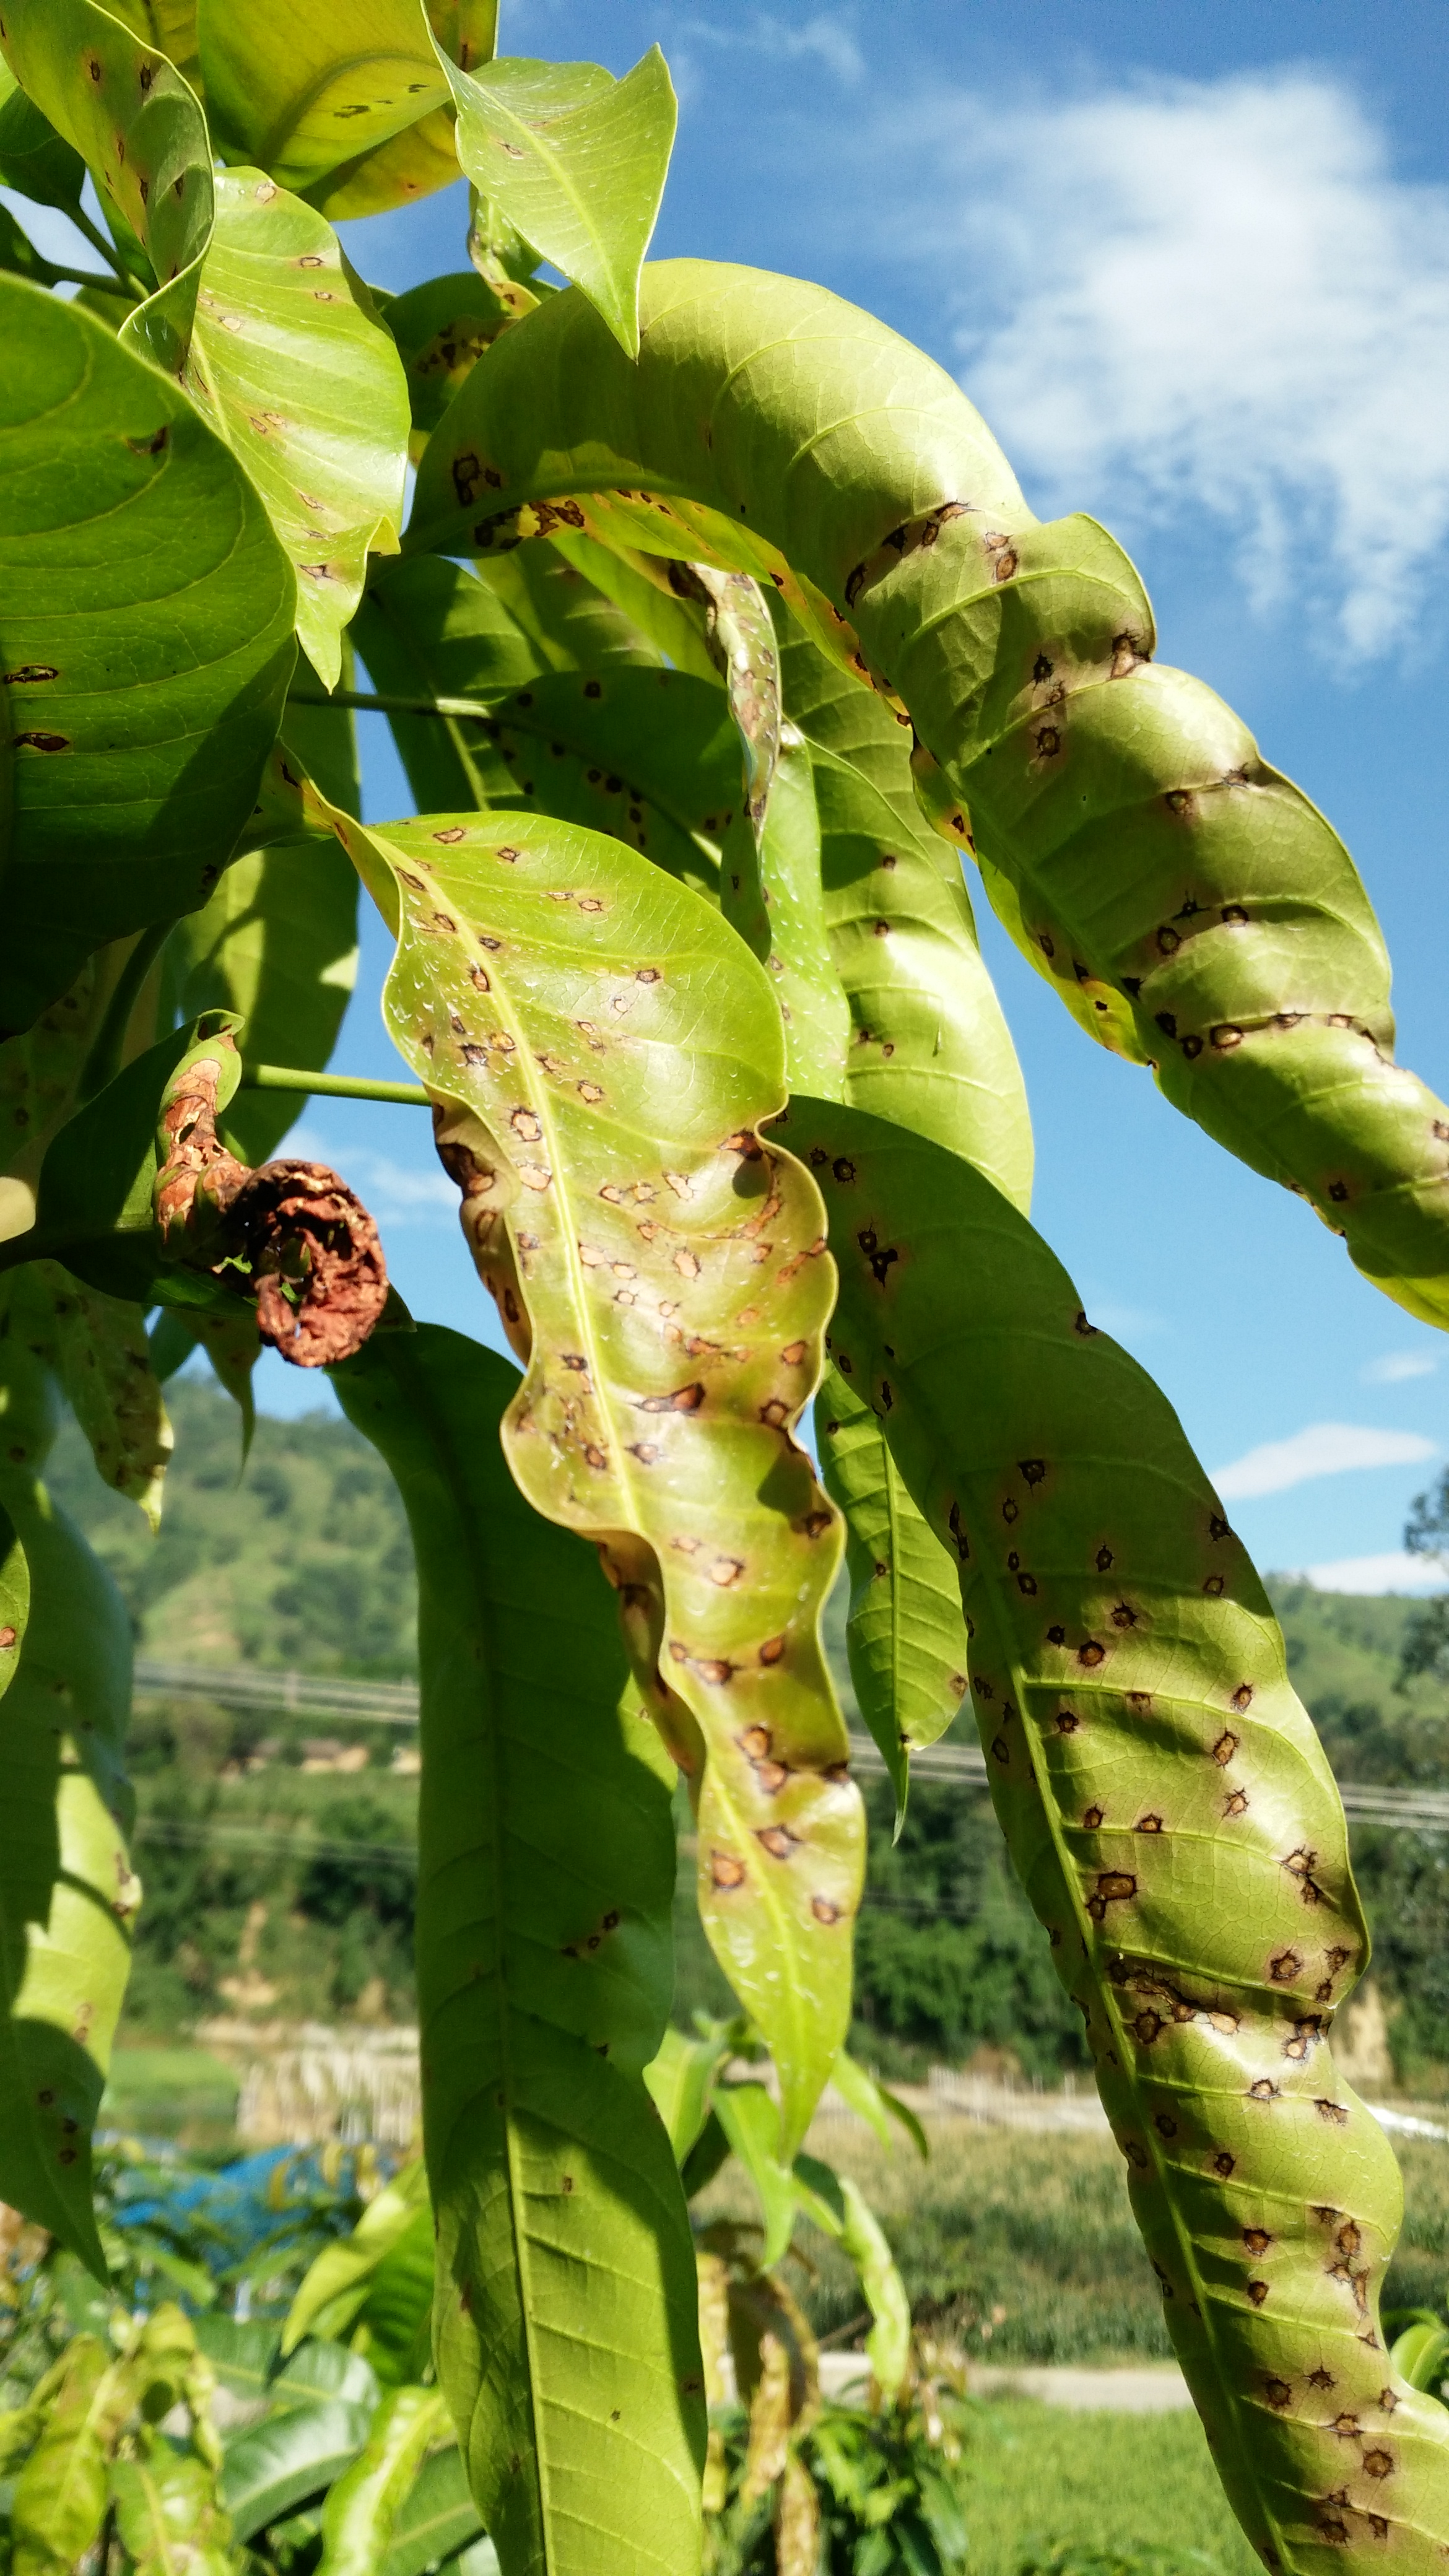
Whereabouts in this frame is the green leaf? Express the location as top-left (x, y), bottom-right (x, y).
top-left (547, 533), bottom-right (721, 684)
top-left (723, 739), bottom-right (850, 1097)
top-left (332, 1324), bottom-right (705, 2576)
top-left (643, 2022), bottom-right (732, 2167)
top-left (381, 271), bottom-right (516, 453)
top-left (221, 2396), bottom-right (375, 2543)
top-left (44, 1268), bottom-right (173, 1531)
top-left (170, 840), bottom-right (359, 1169)
top-left (193, 2314), bottom-right (282, 2401)
top-left (379, 2443), bottom-right (482, 2576)
top-left (100, 1), bottom-right (201, 85)
top-left (318, 2386), bottom-right (450, 2576)
top-left (713, 2082), bottom-right (795, 2270)
top-left (829, 2048), bottom-right (927, 2162)
top-left (181, 171), bottom-right (409, 687)
top-left (10, 2338), bottom-right (139, 2576)
top-left (196, 1), bottom-right (497, 220)
top-left (0, 281), bottom-right (294, 1034)
top-left (0, 69), bottom-right (86, 209)
top-left (1389, 2318), bottom-right (1449, 2398)
top-left (0, 1297), bottom-right (137, 2269)
top-left (283, 2159), bottom-right (430, 2357)
top-left (273, 2344), bottom-right (383, 2413)
top-left (818, 1363), bottom-right (967, 1816)
top-left (440, 48), bottom-right (676, 358)
top-left (351, 2209), bottom-right (435, 2388)
top-left (413, 261), bottom-right (1449, 1326)
top-left (325, 800), bottom-right (863, 2151)
top-left (790, 1091), bottom-right (1449, 2565)
top-left (110, 2448), bottom-right (235, 2576)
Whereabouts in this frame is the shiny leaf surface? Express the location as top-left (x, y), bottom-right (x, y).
top-left (332, 1325), bottom-right (704, 2576)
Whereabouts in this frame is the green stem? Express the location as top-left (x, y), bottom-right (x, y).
top-left (53, 265), bottom-right (136, 298)
top-left (241, 1063), bottom-right (431, 1106)
top-left (289, 685), bottom-right (499, 723)
top-left (68, 204), bottom-right (139, 289)
top-left (77, 918), bottom-right (178, 1105)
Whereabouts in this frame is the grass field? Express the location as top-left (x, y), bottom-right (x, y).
top-left (963, 2399), bottom-right (1258, 2576)
top-left (700, 2115), bottom-right (1449, 2365)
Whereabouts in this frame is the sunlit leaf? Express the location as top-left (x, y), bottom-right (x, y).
top-left (317, 2386), bottom-right (449, 2576)
top-left (332, 1325), bottom-right (705, 2576)
top-left (0, 281), bottom-right (294, 1035)
top-left (440, 47), bottom-right (676, 357)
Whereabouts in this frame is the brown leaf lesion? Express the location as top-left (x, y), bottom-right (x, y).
top-left (154, 1045), bottom-right (388, 1368)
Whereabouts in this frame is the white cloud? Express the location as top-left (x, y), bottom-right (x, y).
top-left (1211, 1422), bottom-right (1437, 1500)
top-left (1362, 1351), bottom-right (1438, 1385)
top-left (680, 11), bottom-right (862, 84)
top-left (880, 69), bottom-right (1449, 661)
top-left (286, 1124), bottom-right (456, 1226)
top-left (1297, 1551), bottom-right (1443, 1596)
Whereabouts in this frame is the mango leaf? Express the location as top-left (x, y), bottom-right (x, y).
top-left (180, 171), bottom-right (409, 687)
top-left (110, 2449), bottom-right (235, 2576)
top-left (829, 2047), bottom-right (927, 2162)
top-left (1390, 2318), bottom-right (1449, 2397)
top-left (44, 1266), bottom-right (173, 1530)
top-left (221, 2396), bottom-right (376, 2543)
top-left (380, 271), bottom-right (516, 454)
top-left (411, 261), bottom-right (1449, 1326)
top-left (324, 798), bottom-right (863, 2149)
top-left (790, 1090), bottom-right (1449, 2566)
top-left (0, 1286), bottom-right (138, 2268)
top-left (273, 2344), bottom-right (383, 2413)
top-left (197, 1), bottom-right (497, 220)
top-left (10, 2338), bottom-right (140, 2576)
top-left (101, 1), bottom-right (201, 84)
top-left (318, 2386), bottom-right (449, 2576)
top-left (643, 2022), bottom-right (732, 2167)
top-left (722, 741), bottom-right (849, 1096)
top-left (789, 2151), bottom-right (908, 2397)
top-left (283, 2159), bottom-right (430, 2356)
top-left (819, 1362), bottom-right (967, 1816)
top-left (351, 2209), bottom-right (435, 2387)
top-left (547, 531), bottom-right (721, 684)
top-left (378, 2443), bottom-right (482, 2576)
top-left (193, 2313), bottom-right (283, 2401)
top-left (440, 48), bottom-right (676, 358)
top-left (713, 2083), bottom-right (795, 2270)
top-left (170, 837), bottom-right (359, 1169)
top-left (0, 280), bottom-right (294, 1035)
top-left (0, 66), bottom-right (87, 210)
top-left (332, 1324), bottom-right (704, 2576)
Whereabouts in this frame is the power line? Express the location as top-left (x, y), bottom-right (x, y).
top-left (131, 1659), bottom-right (1449, 1833)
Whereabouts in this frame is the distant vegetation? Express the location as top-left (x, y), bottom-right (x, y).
top-left (58, 1377), bottom-right (1449, 2082)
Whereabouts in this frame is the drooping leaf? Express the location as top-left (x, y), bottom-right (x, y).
top-left (547, 532), bottom-right (720, 684)
top-left (44, 1266), bottom-right (173, 1530)
top-left (196, 1), bottom-right (497, 220)
top-left (100, 1), bottom-right (201, 85)
top-left (414, 256), bottom-right (1449, 1331)
top-left (110, 2448), bottom-right (235, 2576)
top-left (318, 2386), bottom-right (450, 2576)
top-left (0, 1282), bottom-right (137, 2269)
top-left (323, 798), bottom-right (863, 2149)
top-left (721, 738), bottom-right (850, 1096)
top-left (819, 1364), bottom-right (968, 1815)
top-left (790, 1090), bottom-right (1449, 2567)
top-left (0, 280), bottom-right (294, 1035)
top-left (643, 2022), bottom-right (733, 2167)
top-left (283, 2159), bottom-right (430, 2356)
top-left (440, 48), bottom-right (676, 358)
top-left (378, 2442), bottom-right (482, 2576)
top-left (829, 2047), bottom-right (928, 2162)
top-left (713, 2083), bottom-right (795, 2270)
top-left (332, 1325), bottom-right (705, 2576)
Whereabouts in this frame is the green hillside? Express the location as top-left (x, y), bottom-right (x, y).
top-left (46, 1374), bottom-right (1449, 2082)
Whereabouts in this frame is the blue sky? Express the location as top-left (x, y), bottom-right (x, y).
top-left (45, 2), bottom-right (1449, 1590)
